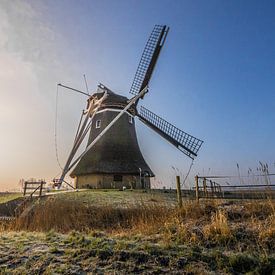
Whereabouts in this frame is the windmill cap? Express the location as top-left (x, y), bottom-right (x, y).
top-left (90, 83), bottom-right (137, 115)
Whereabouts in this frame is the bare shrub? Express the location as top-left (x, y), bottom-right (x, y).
top-left (177, 199), bottom-right (218, 220)
top-left (203, 210), bottom-right (232, 244)
top-left (243, 200), bottom-right (274, 219)
top-left (258, 212), bottom-right (275, 250)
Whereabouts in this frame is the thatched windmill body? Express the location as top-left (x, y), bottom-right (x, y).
top-left (56, 25), bottom-right (203, 189)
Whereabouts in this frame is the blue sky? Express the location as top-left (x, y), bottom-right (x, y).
top-left (0, 0), bottom-right (275, 190)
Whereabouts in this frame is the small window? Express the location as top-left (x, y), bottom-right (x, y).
top-left (114, 175), bottom-right (123, 182)
top-left (128, 115), bottom-right (133, 124)
top-left (96, 120), bottom-right (101, 128)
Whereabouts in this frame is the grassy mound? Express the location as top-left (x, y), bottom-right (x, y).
top-left (9, 191), bottom-right (274, 250)
top-left (1, 190), bottom-right (274, 273)
top-left (0, 193), bottom-right (22, 204)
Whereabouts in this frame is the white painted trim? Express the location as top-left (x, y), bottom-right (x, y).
top-left (96, 108), bottom-right (134, 117)
top-left (129, 115), bottom-right (133, 124)
top-left (95, 120), bottom-right (101, 128)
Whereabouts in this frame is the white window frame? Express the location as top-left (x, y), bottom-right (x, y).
top-left (95, 120), bottom-right (101, 129)
top-left (128, 115), bottom-right (133, 124)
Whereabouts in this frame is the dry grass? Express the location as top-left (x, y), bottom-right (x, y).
top-left (12, 196), bottom-right (172, 233)
top-left (203, 210), bottom-right (232, 243)
top-left (7, 193), bottom-right (274, 254)
top-left (1, 192), bottom-right (274, 274)
top-left (258, 210), bottom-right (275, 250)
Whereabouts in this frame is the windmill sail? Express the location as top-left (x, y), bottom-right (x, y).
top-left (129, 25), bottom-right (169, 96)
top-left (137, 106), bottom-right (203, 159)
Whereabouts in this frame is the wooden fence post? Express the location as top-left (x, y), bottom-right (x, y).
top-left (23, 182), bottom-right (27, 196)
top-left (195, 175), bottom-right (199, 203)
top-left (176, 176), bottom-right (182, 208)
top-left (39, 181), bottom-right (43, 197)
top-left (203, 177), bottom-right (207, 198)
top-left (218, 184), bottom-right (222, 198)
top-left (210, 180), bottom-right (214, 197)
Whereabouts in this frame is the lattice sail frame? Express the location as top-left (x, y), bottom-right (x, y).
top-left (129, 25), bottom-right (169, 96)
top-left (138, 106), bottom-right (203, 159)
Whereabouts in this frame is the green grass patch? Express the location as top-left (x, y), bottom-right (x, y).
top-left (0, 193), bottom-right (22, 204)
top-left (53, 189), bottom-right (176, 207)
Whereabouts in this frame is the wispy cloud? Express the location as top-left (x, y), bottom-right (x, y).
top-left (0, 1), bottom-right (76, 190)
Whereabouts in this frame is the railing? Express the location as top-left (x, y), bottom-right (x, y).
top-left (22, 180), bottom-right (46, 198)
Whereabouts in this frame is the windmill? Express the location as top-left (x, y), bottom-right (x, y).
top-left (56, 25), bottom-right (203, 189)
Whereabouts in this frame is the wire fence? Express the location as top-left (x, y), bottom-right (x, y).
top-left (193, 174), bottom-right (275, 200)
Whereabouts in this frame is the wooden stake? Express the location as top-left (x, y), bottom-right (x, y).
top-left (203, 177), bottom-right (207, 198)
top-left (39, 181), bottom-right (43, 197)
top-left (176, 176), bottom-right (182, 208)
top-left (195, 175), bottom-right (199, 203)
top-left (210, 180), bottom-right (214, 197)
top-left (23, 182), bottom-right (27, 196)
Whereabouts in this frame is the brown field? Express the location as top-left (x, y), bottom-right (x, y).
top-left (0, 190), bottom-right (274, 274)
